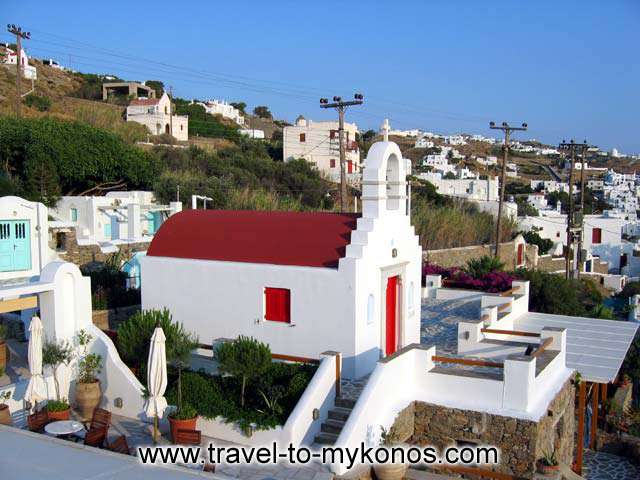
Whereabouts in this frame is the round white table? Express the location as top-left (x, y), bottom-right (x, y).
top-left (44, 420), bottom-right (85, 437)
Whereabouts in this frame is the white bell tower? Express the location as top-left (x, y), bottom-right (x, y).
top-left (361, 140), bottom-right (407, 219)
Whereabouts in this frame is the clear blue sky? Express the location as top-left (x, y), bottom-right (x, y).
top-left (4, 0), bottom-right (639, 152)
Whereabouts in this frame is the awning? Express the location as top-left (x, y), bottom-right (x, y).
top-left (514, 312), bottom-right (639, 383)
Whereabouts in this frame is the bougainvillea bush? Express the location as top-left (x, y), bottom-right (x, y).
top-left (422, 262), bottom-right (516, 293)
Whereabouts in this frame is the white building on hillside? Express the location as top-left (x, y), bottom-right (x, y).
top-left (0, 43), bottom-right (37, 80)
top-left (283, 116), bottom-right (360, 182)
top-left (52, 191), bottom-right (182, 247)
top-left (126, 93), bottom-right (189, 141)
top-left (527, 193), bottom-right (548, 210)
top-left (195, 99), bottom-right (244, 126)
top-left (476, 156), bottom-right (498, 166)
top-left (444, 134), bottom-right (466, 146)
top-left (142, 141), bottom-right (422, 379)
top-left (0, 196), bottom-right (56, 282)
top-left (530, 180), bottom-right (571, 193)
top-left (414, 137), bottom-right (434, 149)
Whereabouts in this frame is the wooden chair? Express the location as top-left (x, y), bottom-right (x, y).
top-left (84, 426), bottom-right (108, 448)
top-left (174, 428), bottom-right (201, 445)
top-left (27, 410), bottom-right (49, 432)
top-left (106, 435), bottom-right (131, 455)
top-left (86, 407), bottom-right (111, 431)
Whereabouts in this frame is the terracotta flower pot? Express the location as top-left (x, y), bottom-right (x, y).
top-left (0, 404), bottom-right (12, 426)
top-left (75, 380), bottom-right (102, 420)
top-left (537, 461), bottom-right (560, 477)
top-left (47, 407), bottom-right (71, 421)
top-left (168, 416), bottom-right (198, 443)
top-left (0, 341), bottom-right (8, 370)
top-left (373, 463), bottom-right (408, 480)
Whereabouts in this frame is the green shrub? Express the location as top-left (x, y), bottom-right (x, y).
top-left (24, 94), bottom-right (52, 112)
top-left (116, 308), bottom-right (197, 369)
top-left (215, 336), bottom-right (271, 407)
top-left (46, 399), bottom-right (70, 412)
top-left (465, 256), bottom-right (504, 278)
top-left (169, 403), bottom-right (197, 420)
top-left (166, 361), bottom-right (317, 431)
top-left (0, 116), bottom-right (159, 206)
top-left (515, 269), bottom-right (605, 317)
top-left (617, 281), bottom-right (640, 300)
top-left (521, 231), bottom-right (554, 255)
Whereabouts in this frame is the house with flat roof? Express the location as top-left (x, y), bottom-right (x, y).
top-left (283, 116), bottom-right (361, 183)
top-left (126, 93), bottom-right (189, 141)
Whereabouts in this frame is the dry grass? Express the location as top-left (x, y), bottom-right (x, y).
top-left (411, 199), bottom-right (516, 250)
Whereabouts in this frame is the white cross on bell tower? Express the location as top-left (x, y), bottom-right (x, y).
top-left (380, 118), bottom-right (390, 142)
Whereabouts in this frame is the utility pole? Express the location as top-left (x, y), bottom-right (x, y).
top-left (320, 94), bottom-right (364, 212)
top-left (7, 24), bottom-right (31, 118)
top-left (489, 121), bottom-right (528, 258)
top-left (560, 140), bottom-right (590, 279)
top-left (168, 86), bottom-right (173, 139)
top-left (558, 140), bottom-right (588, 279)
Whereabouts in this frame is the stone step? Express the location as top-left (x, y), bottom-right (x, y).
top-left (328, 407), bottom-right (352, 422)
top-left (314, 431), bottom-right (339, 445)
top-left (335, 397), bottom-right (356, 409)
top-left (321, 418), bottom-right (346, 434)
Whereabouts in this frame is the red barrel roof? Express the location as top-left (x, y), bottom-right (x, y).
top-left (147, 209), bottom-right (360, 268)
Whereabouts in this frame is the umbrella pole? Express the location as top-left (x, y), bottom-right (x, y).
top-left (153, 414), bottom-right (158, 444)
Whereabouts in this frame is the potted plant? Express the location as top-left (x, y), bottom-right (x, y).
top-left (166, 320), bottom-right (199, 443)
top-left (373, 425), bottom-right (408, 480)
top-left (537, 449), bottom-right (559, 476)
top-left (0, 389), bottom-right (11, 426)
top-left (42, 339), bottom-right (73, 420)
top-left (74, 330), bottom-right (103, 420)
top-left (0, 324), bottom-right (8, 371)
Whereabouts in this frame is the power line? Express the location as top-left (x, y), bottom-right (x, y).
top-left (320, 94), bottom-right (364, 212)
top-left (489, 120), bottom-right (528, 258)
top-left (6, 24), bottom-right (31, 118)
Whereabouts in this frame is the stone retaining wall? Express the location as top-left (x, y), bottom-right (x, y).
top-left (423, 240), bottom-right (537, 271)
top-left (390, 378), bottom-right (575, 478)
top-left (92, 304), bottom-right (140, 330)
top-left (52, 229), bottom-right (149, 268)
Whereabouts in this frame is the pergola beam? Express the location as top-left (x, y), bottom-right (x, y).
top-left (0, 295), bottom-right (38, 314)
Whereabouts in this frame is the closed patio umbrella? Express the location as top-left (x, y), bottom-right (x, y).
top-left (144, 324), bottom-right (167, 443)
top-left (24, 316), bottom-right (47, 409)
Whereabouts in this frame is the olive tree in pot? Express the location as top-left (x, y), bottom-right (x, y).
top-left (373, 425), bottom-right (408, 480)
top-left (74, 330), bottom-right (103, 420)
top-left (0, 385), bottom-right (11, 426)
top-left (42, 339), bottom-right (73, 420)
top-left (0, 324), bottom-right (8, 371)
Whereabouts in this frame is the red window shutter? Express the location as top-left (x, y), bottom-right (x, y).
top-left (592, 228), bottom-right (602, 244)
top-left (265, 288), bottom-right (290, 322)
top-left (299, 133), bottom-right (306, 142)
top-left (330, 130), bottom-right (336, 139)
top-left (348, 161), bottom-right (353, 173)
top-left (330, 159), bottom-right (336, 168)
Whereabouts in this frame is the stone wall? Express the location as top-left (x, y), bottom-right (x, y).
top-left (390, 379), bottom-right (575, 478)
top-left (537, 254), bottom-right (565, 272)
top-left (92, 304), bottom-right (140, 330)
top-left (423, 240), bottom-right (537, 271)
top-left (52, 229), bottom-right (150, 268)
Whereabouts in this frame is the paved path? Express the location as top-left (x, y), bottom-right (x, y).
top-left (584, 450), bottom-right (640, 480)
top-left (420, 297), bottom-right (480, 355)
top-left (108, 413), bottom-right (332, 480)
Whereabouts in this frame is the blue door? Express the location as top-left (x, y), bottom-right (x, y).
top-left (0, 220), bottom-right (31, 272)
top-left (104, 222), bottom-right (112, 240)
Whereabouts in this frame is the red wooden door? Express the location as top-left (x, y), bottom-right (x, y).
top-left (517, 243), bottom-right (524, 265)
top-left (385, 276), bottom-right (399, 356)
